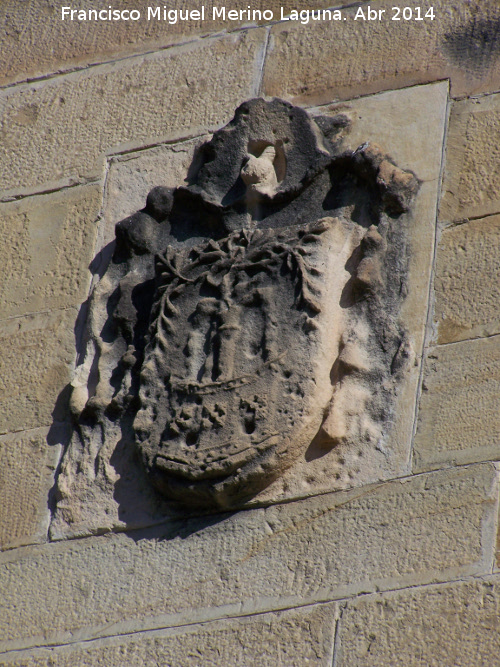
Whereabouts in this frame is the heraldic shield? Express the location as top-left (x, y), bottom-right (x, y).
top-left (63, 98), bottom-right (419, 511)
top-left (134, 218), bottom-right (343, 506)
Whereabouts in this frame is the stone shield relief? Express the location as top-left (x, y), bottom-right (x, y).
top-left (55, 98), bottom-right (420, 523)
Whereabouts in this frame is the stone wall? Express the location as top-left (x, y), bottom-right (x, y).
top-left (1, 2), bottom-right (500, 664)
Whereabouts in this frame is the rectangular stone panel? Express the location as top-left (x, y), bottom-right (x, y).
top-left (336, 576), bottom-right (500, 666)
top-left (0, 1), bottom-right (334, 87)
top-left (54, 81), bottom-right (448, 541)
top-left (439, 93), bottom-right (500, 223)
top-left (413, 335), bottom-right (500, 472)
top-left (434, 215), bottom-right (500, 344)
top-left (0, 184), bottom-right (101, 320)
top-left (0, 603), bottom-right (337, 666)
top-left (262, 0), bottom-right (500, 104)
top-left (0, 30), bottom-right (267, 198)
top-left (0, 463), bottom-right (496, 652)
top-left (0, 428), bottom-right (62, 552)
top-left (0, 309), bottom-right (76, 435)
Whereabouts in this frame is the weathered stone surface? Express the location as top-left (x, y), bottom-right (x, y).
top-left (440, 93), bottom-right (500, 223)
top-left (102, 136), bottom-right (210, 249)
top-left (51, 83), bottom-right (447, 537)
top-left (0, 309), bottom-right (76, 435)
top-left (262, 1), bottom-right (500, 104)
top-left (0, 1), bottom-right (335, 87)
top-left (1, 463), bottom-right (497, 652)
top-left (0, 30), bottom-right (267, 198)
top-left (0, 185), bottom-right (101, 320)
top-left (1, 603), bottom-right (337, 666)
top-left (326, 82), bottom-right (447, 185)
top-left (413, 335), bottom-right (500, 472)
top-left (435, 215), bottom-right (500, 344)
top-left (0, 428), bottom-right (62, 551)
top-left (75, 99), bottom-right (419, 512)
top-left (337, 576), bottom-right (500, 666)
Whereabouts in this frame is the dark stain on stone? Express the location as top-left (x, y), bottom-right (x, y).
top-left (442, 17), bottom-right (500, 73)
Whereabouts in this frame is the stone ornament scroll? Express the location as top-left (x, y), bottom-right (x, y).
top-left (56, 98), bottom-right (419, 521)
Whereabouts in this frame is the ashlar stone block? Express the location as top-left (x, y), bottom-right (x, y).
top-left (440, 92), bottom-right (500, 223)
top-left (0, 0), bottom-right (334, 87)
top-left (337, 576), bottom-right (500, 667)
top-left (1, 463), bottom-right (497, 652)
top-left (262, 0), bottom-right (500, 104)
top-left (434, 215), bottom-right (500, 344)
top-left (0, 428), bottom-right (62, 551)
top-left (0, 30), bottom-right (267, 198)
top-left (0, 309), bottom-right (76, 435)
top-left (413, 335), bottom-right (500, 472)
top-left (0, 184), bottom-right (101, 320)
top-left (0, 603), bottom-right (337, 666)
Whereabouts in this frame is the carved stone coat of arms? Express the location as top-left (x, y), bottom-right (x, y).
top-left (57, 98), bottom-right (419, 515)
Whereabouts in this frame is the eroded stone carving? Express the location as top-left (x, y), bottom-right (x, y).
top-left (56, 99), bottom-right (419, 515)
